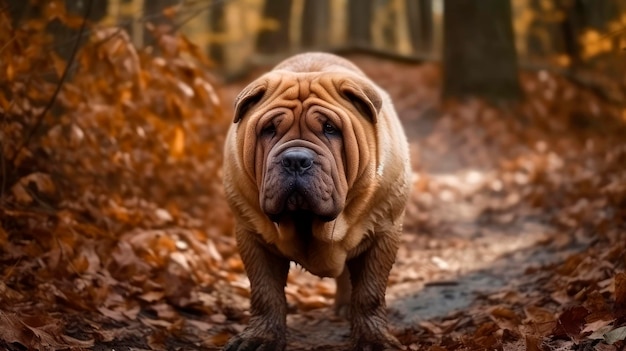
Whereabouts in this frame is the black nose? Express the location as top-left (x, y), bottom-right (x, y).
top-left (281, 148), bottom-right (315, 174)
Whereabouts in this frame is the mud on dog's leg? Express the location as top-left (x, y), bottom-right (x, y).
top-left (224, 226), bottom-right (290, 351)
top-left (347, 233), bottom-right (403, 351)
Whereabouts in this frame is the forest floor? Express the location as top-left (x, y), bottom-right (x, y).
top-left (214, 55), bottom-right (626, 351)
top-left (1, 26), bottom-right (625, 351)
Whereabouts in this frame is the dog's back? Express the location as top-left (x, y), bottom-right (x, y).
top-left (273, 52), bottom-right (365, 76)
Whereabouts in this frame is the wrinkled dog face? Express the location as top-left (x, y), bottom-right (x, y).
top-left (233, 72), bottom-right (381, 227)
top-left (263, 140), bottom-right (340, 222)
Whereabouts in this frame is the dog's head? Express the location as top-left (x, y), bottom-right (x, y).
top-left (232, 68), bottom-right (383, 228)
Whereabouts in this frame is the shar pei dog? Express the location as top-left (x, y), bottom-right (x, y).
top-left (222, 52), bottom-right (411, 351)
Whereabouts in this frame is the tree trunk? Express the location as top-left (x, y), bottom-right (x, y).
top-left (406, 0), bottom-right (433, 56)
top-left (209, 0), bottom-right (226, 63)
top-left (301, 0), bottom-right (329, 49)
top-left (442, 0), bottom-right (521, 102)
top-left (562, 0), bottom-right (586, 70)
top-left (256, 0), bottom-right (292, 54)
top-left (347, 0), bottom-right (373, 47)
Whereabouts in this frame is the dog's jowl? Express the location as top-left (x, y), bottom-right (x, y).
top-left (222, 52), bottom-right (411, 351)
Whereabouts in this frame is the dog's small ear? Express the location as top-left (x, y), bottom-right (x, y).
top-left (233, 82), bottom-right (267, 123)
top-left (340, 79), bottom-right (382, 123)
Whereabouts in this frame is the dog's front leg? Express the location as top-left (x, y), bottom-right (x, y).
top-left (224, 226), bottom-right (290, 351)
top-left (347, 233), bottom-right (403, 351)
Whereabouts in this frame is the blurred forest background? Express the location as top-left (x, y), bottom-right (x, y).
top-left (1, 0), bottom-right (625, 350)
top-left (8, 0), bottom-right (626, 89)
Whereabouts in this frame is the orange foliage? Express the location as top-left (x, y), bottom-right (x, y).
top-left (0, 4), bottom-right (237, 349)
top-left (0, 4), bottom-right (625, 351)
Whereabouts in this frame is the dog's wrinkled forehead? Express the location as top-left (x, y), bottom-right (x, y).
top-left (233, 72), bottom-right (381, 124)
top-left (264, 74), bottom-right (316, 104)
top-left (296, 76), bottom-right (313, 100)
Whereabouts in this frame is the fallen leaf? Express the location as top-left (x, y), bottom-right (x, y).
top-left (552, 305), bottom-right (589, 339)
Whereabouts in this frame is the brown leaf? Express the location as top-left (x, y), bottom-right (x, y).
top-left (469, 321), bottom-right (502, 348)
top-left (10, 182), bottom-right (33, 204)
top-left (187, 318), bottom-right (216, 331)
top-left (296, 295), bottom-right (330, 311)
top-left (170, 125), bottom-right (185, 158)
top-left (139, 290), bottom-right (165, 303)
top-left (0, 312), bottom-right (29, 348)
top-left (6, 62), bottom-right (15, 82)
top-left (50, 52), bottom-right (66, 79)
top-left (490, 306), bottom-right (522, 335)
top-left (552, 305), bottom-right (589, 339)
top-left (524, 334), bottom-right (542, 351)
top-left (12, 172), bottom-right (56, 204)
top-left (524, 305), bottom-right (556, 336)
top-left (149, 303), bottom-right (178, 321)
top-left (584, 319), bottom-right (615, 339)
top-left (97, 307), bottom-right (128, 322)
top-left (140, 317), bottom-right (172, 328)
top-left (584, 291), bottom-right (612, 322)
top-left (19, 314), bottom-right (70, 349)
top-left (70, 254), bottom-right (90, 274)
top-left (61, 334), bottom-right (94, 348)
top-left (211, 329), bottom-right (233, 347)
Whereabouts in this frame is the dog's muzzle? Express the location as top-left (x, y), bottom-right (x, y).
top-left (262, 142), bottom-right (340, 223)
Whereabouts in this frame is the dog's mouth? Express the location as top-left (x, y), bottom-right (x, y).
top-left (285, 191), bottom-right (311, 212)
top-left (266, 190), bottom-right (338, 223)
top-left (268, 208), bottom-right (336, 225)
top-left (269, 210), bottom-right (335, 246)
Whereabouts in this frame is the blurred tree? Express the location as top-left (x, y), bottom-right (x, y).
top-left (562, 0), bottom-right (621, 64)
top-left (579, 0), bottom-right (619, 29)
top-left (7, 0), bottom-right (106, 26)
top-left (7, 1), bottom-right (106, 62)
top-left (525, 0), bottom-right (623, 67)
top-left (442, 0), bottom-right (521, 101)
top-left (209, 0), bottom-right (226, 63)
top-left (348, 0), bottom-right (374, 47)
top-left (406, 0), bottom-right (433, 56)
top-left (301, 0), bottom-right (329, 49)
top-left (559, 0), bottom-right (626, 102)
top-left (144, 0), bottom-right (178, 46)
top-left (6, 1), bottom-right (36, 27)
top-left (561, 0), bottom-right (586, 69)
top-left (525, 0), bottom-right (564, 58)
top-left (257, 0), bottom-right (292, 54)
top-left (379, 0), bottom-right (399, 51)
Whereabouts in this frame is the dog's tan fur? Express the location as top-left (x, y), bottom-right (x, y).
top-left (223, 52), bottom-right (411, 351)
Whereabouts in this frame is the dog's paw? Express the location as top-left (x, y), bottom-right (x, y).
top-left (223, 333), bottom-right (286, 351)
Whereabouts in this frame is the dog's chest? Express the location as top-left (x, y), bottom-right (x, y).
top-left (274, 236), bottom-right (347, 278)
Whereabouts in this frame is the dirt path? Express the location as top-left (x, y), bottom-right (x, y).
top-left (220, 55), bottom-right (622, 350)
top-left (275, 143), bottom-right (586, 350)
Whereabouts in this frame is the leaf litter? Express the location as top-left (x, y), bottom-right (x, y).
top-left (1, 6), bottom-right (625, 351)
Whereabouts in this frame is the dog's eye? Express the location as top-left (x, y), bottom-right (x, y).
top-left (323, 122), bottom-right (337, 135)
top-left (261, 124), bottom-right (276, 137)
